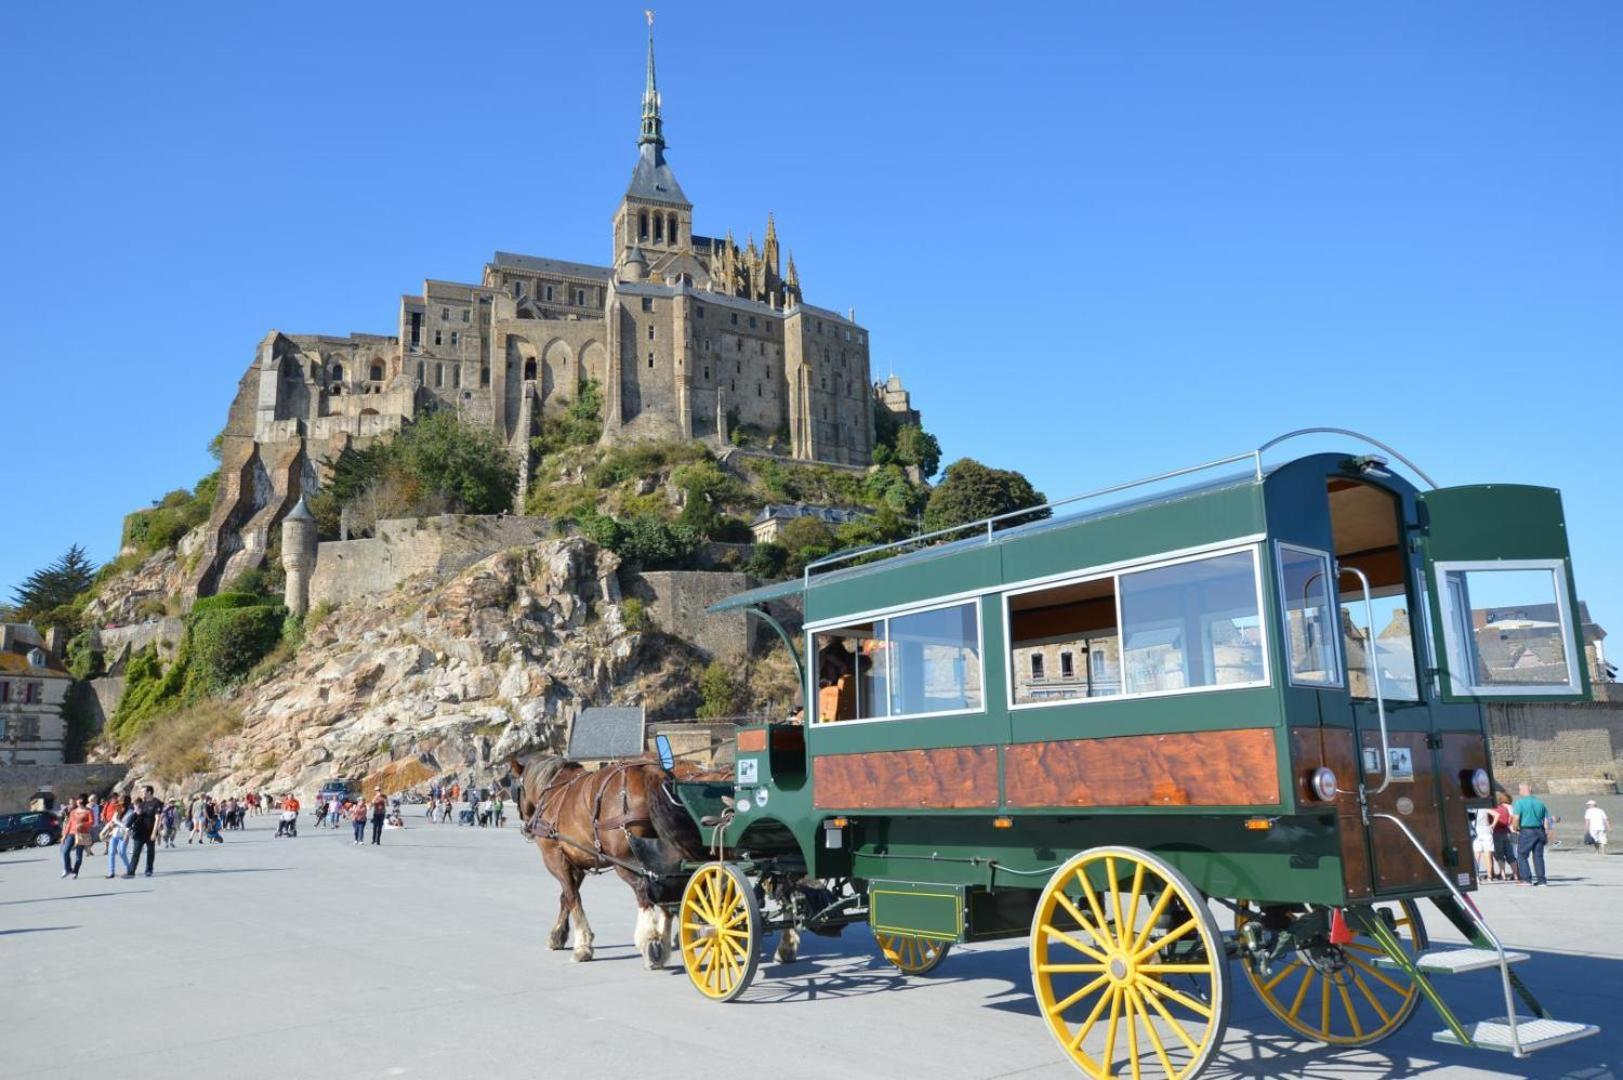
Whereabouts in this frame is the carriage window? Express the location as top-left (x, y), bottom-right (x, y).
top-left (1120, 550), bottom-right (1265, 694)
top-left (814, 602), bottom-right (982, 722)
top-left (1436, 562), bottom-right (1581, 696)
top-left (814, 621), bottom-right (887, 722)
top-left (887, 603), bottom-right (981, 716)
top-left (1278, 544), bottom-right (1340, 687)
top-left (1341, 591), bottom-right (1421, 701)
top-left (1009, 575), bottom-right (1121, 704)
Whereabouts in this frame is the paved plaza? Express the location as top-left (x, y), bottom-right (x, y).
top-left (2, 811), bottom-right (1619, 1080)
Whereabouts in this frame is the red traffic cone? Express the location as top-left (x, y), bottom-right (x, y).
top-left (1329, 908), bottom-right (1355, 945)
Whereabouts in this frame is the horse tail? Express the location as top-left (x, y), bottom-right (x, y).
top-left (643, 764), bottom-right (707, 865)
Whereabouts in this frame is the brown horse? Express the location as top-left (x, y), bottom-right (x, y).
top-left (510, 755), bottom-right (705, 968)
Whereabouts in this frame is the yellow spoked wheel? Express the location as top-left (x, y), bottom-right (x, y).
top-left (1032, 847), bottom-right (1228, 1080)
top-left (875, 931), bottom-right (952, 975)
top-left (1237, 899), bottom-right (1426, 1047)
top-left (679, 862), bottom-right (761, 1002)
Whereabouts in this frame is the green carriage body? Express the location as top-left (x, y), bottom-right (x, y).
top-left (685, 441), bottom-right (1590, 944)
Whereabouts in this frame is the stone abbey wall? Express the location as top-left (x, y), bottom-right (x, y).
top-left (306, 515), bottom-right (553, 610)
top-left (1488, 697), bottom-right (1623, 794)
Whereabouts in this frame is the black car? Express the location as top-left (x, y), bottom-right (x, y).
top-left (0, 810), bottom-right (62, 850)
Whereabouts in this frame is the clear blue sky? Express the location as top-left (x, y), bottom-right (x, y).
top-left (3, 3), bottom-right (1619, 633)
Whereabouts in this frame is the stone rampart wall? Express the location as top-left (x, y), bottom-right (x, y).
top-left (0, 763), bottom-right (130, 812)
top-left (95, 618), bottom-right (186, 667)
top-left (1488, 698), bottom-right (1623, 793)
top-left (308, 515), bottom-right (552, 609)
top-left (626, 571), bottom-right (753, 662)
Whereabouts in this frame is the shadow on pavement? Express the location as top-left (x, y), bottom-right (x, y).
top-left (0, 890), bottom-right (152, 905)
top-left (0, 925), bottom-right (79, 936)
top-left (158, 867), bottom-right (290, 876)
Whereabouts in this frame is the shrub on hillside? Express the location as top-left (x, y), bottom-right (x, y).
top-left (189, 604), bottom-right (287, 694)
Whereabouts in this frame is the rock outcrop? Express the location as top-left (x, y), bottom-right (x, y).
top-left (124, 537), bottom-right (699, 797)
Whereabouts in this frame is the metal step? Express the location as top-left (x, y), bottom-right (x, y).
top-left (1433, 1016), bottom-right (1601, 1054)
top-left (1375, 947), bottom-right (1529, 974)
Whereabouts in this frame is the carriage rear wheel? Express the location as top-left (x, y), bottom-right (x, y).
top-left (1236, 899), bottom-right (1425, 1047)
top-left (874, 931), bottom-right (952, 975)
top-left (1031, 846), bottom-right (1229, 1080)
top-left (679, 862), bottom-right (761, 1002)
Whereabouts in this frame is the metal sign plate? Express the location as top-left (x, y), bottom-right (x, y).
top-left (1362, 746), bottom-right (1414, 781)
top-left (737, 758), bottom-right (759, 785)
top-left (566, 706), bottom-right (646, 760)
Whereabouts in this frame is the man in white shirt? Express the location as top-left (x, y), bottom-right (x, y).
top-left (1584, 800), bottom-right (1610, 856)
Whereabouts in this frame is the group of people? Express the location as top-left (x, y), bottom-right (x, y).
top-left (1472, 784), bottom-right (1612, 886)
top-left (57, 786), bottom-right (164, 879)
top-left (269, 790), bottom-right (395, 845)
top-left (422, 783), bottom-right (505, 828)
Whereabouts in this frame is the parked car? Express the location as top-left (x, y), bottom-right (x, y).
top-left (317, 779), bottom-right (361, 804)
top-left (0, 810), bottom-right (62, 850)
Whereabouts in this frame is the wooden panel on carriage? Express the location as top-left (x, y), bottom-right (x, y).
top-left (1003, 728), bottom-right (1279, 808)
top-left (1289, 725), bottom-right (1372, 899)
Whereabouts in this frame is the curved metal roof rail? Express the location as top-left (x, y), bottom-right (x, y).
top-left (1254, 427), bottom-right (1439, 490)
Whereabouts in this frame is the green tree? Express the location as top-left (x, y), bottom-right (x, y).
top-left (777, 516), bottom-right (837, 576)
top-left (922, 459), bottom-right (1050, 533)
top-left (399, 410), bottom-right (517, 514)
top-left (892, 424), bottom-right (943, 479)
top-left (10, 545), bottom-right (96, 619)
top-left (698, 661), bottom-right (746, 719)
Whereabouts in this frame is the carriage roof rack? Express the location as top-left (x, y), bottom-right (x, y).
top-left (708, 429), bottom-right (1436, 613)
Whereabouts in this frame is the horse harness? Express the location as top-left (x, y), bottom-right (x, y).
top-left (526, 762), bottom-right (654, 878)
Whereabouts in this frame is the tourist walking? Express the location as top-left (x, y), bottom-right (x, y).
top-left (162, 801), bottom-right (179, 847)
top-left (127, 785), bottom-right (162, 877)
top-left (60, 795), bottom-right (94, 879)
top-left (1472, 806), bottom-right (1496, 881)
top-left (350, 798), bottom-right (367, 845)
top-left (1584, 799), bottom-right (1610, 856)
top-left (102, 801), bottom-right (134, 878)
top-left (1512, 782), bottom-right (1552, 886)
top-left (188, 796), bottom-right (207, 844)
top-left (1491, 791), bottom-right (1516, 881)
top-left (370, 788), bottom-right (387, 845)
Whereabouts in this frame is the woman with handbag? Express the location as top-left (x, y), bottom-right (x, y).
top-left (59, 795), bottom-right (95, 879)
top-left (102, 802), bottom-right (134, 879)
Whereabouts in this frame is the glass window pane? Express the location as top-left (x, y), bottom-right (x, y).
top-left (1447, 567), bottom-right (1574, 688)
top-left (888, 603), bottom-right (982, 716)
top-left (1278, 545), bottom-right (1340, 686)
top-left (1341, 591), bottom-right (1421, 701)
top-left (1008, 576), bottom-right (1120, 704)
top-left (1120, 551), bottom-right (1264, 694)
top-left (814, 621), bottom-right (887, 722)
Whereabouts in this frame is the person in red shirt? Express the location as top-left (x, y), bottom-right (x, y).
top-left (60, 795), bottom-right (95, 879)
top-left (369, 788), bottom-right (387, 846)
top-left (1491, 791), bottom-right (1516, 881)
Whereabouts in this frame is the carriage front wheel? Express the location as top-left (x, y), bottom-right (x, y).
top-left (874, 931), bottom-right (952, 975)
top-left (1031, 846), bottom-right (1229, 1080)
top-left (678, 862), bottom-right (761, 1002)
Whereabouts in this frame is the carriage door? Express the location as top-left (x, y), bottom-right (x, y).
top-left (1325, 478), bottom-right (1446, 894)
top-left (1417, 485), bottom-right (1590, 703)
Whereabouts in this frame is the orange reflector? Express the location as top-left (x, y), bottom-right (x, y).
top-left (1244, 817), bottom-right (1273, 831)
top-left (831, 817), bottom-right (849, 828)
top-left (993, 816), bottom-right (1014, 829)
top-left (1329, 908), bottom-right (1355, 945)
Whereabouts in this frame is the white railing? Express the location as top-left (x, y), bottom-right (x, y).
top-left (804, 428), bottom-right (1438, 586)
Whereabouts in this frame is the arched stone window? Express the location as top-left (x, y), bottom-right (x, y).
top-left (654, 214), bottom-right (664, 243)
top-left (638, 211), bottom-right (648, 240)
top-left (668, 213), bottom-right (679, 245)
top-left (331, 362), bottom-right (344, 383)
top-left (435, 363), bottom-right (444, 388)
top-left (480, 366), bottom-right (490, 387)
top-left (523, 358), bottom-right (537, 381)
top-left (369, 363), bottom-right (384, 382)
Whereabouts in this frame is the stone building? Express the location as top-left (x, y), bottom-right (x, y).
top-left (0, 624), bottom-right (71, 765)
top-left (189, 18), bottom-right (894, 600)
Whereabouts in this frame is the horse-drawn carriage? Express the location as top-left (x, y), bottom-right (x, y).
top-left (521, 431), bottom-right (1601, 1078)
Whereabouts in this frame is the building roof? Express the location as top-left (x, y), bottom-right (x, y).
top-left (625, 142), bottom-right (690, 207)
top-left (492, 252), bottom-right (614, 281)
top-left (753, 504), bottom-right (869, 526)
top-left (0, 642), bottom-right (70, 680)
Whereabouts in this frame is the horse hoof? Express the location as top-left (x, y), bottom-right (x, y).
top-left (547, 937), bottom-right (568, 951)
top-left (572, 949), bottom-right (593, 963)
top-left (644, 940), bottom-right (666, 969)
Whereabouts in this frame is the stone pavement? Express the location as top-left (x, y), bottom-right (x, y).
top-left (1, 813), bottom-right (1619, 1080)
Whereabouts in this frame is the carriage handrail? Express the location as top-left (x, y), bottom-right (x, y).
top-left (1371, 811), bottom-right (1525, 1057)
top-left (804, 428), bottom-right (1437, 584)
top-left (1341, 565), bottom-right (1393, 798)
top-left (1256, 428), bottom-right (1440, 489)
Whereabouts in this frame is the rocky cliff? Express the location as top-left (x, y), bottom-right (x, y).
top-left (120, 537), bottom-right (701, 797)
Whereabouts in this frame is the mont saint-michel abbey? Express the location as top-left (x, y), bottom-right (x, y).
top-left (196, 21), bottom-right (911, 596)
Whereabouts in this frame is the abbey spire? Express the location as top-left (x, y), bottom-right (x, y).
top-left (639, 10), bottom-right (664, 158)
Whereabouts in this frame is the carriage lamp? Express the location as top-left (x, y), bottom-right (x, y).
top-left (1309, 767), bottom-right (1338, 802)
top-left (992, 816), bottom-right (1014, 829)
top-left (1467, 768), bottom-right (1492, 798)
